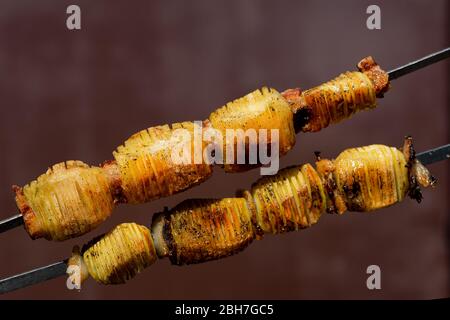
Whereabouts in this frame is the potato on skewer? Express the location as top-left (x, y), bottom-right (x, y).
top-left (68, 138), bottom-right (434, 285)
top-left (13, 57), bottom-right (389, 241)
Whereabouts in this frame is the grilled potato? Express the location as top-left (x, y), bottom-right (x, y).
top-left (14, 161), bottom-right (114, 241)
top-left (152, 198), bottom-right (255, 265)
top-left (67, 140), bottom-right (434, 285)
top-left (82, 223), bottom-right (157, 284)
top-left (113, 121), bottom-right (213, 204)
top-left (209, 87), bottom-right (296, 172)
top-left (333, 145), bottom-right (409, 211)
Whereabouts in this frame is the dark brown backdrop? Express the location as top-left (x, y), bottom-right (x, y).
top-left (0, 0), bottom-right (448, 299)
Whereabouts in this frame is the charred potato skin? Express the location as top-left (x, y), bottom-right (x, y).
top-left (153, 198), bottom-right (256, 265)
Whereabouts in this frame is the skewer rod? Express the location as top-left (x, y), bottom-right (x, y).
top-left (388, 47), bottom-right (450, 80)
top-left (0, 214), bottom-right (23, 234)
top-left (416, 144), bottom-right (450, 165)
top-left (0, 260), bottom-right (67, 294)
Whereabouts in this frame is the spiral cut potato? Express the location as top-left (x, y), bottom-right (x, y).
top-left (14, 88), bottom-right (295, 240)
top-left (69, 139), bottom-right (434, 285)
top-left (14, 56), bottom-right (389, 241)
top-left (153, 198), bottom-right (256, 265)
top-left (282, 56), bottom-right (389, 132)
top-left (113, 122), bottom-right (214, 204)
top-left (68, 223), bottom-right (157, 285)
top-left (13, 161), bottom-right (114, 241)
top-left (209, 87), bottom-right (295, 172)
top-left (300, 71), bottom-right (376, 131)
top-left (333, 145), bottom-right (409, 211)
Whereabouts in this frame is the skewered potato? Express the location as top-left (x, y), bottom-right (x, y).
top-left (113, 121), bottom-right (213, 204)
top-left (248, 164), bottom-right (327, 234)
top-left (209, 87), bottom-right (296, 172)
top-left (333, 145), bottom-right (409, 211)
top-left (152, 198), bottom-right (255, 265)
top-left (69, 139), bottom-right (434, 285)
top-left (282, 56), bottom-right (389, 132)
top-left (14, 161), bottom-right (114, 241)
top-left (13, 56), bottom-right (389, 241)
top-left (79, 223), bottom-right (156, 284)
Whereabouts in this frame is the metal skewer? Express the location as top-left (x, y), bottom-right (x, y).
top-left (0, 144), bottom-right (449, 295)
top-left (0, 47), bottom-right (449, 236)
top-left (387, 47), bottom-right (450, 80)
top-left (0, 214), bottom-right (23, 234)
top-left (0, 261), bottom-right (67, 294)
top-left (416, 144), bottom-right (450, 165)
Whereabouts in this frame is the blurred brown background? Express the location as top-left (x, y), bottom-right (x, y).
top-left (0, 0), bottom-right (448, 299)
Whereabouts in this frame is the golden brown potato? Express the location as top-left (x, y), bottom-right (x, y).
top-left (113, 121), bottom-right (213, 204)
top-left (70, 142), bottom-right (435, 286)
top-left (152, 198), bottom-right (255, 265)
top-left (209, 87), bottom-right (296, 172)
top-left (249, 164), bottom-right (327, 234)
top-left (283, 57), bottom-right (389, 133)
top-left (14, 161), bottom-right (114, 241)
top-left (299, 72), bottom-right (377, 132)
top-left (333, 145), bottom-right (409, 211)
top-left (82, 223), bottom-right (157, 284)
top-left (12, 58), bottom-right (394, 243)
